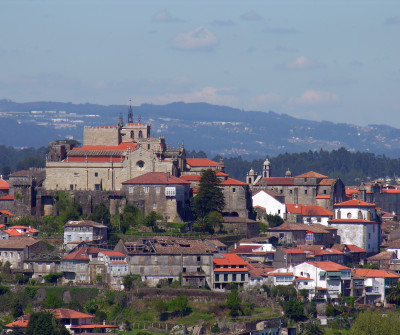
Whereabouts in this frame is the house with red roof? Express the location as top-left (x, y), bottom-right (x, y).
top-left (213, 253), bottom-right (249, 290)
top-left (121, 172), bottom-right (191, 222)
top-left (6, 308), bottom-right (118, 334)
top-left (331, 244), bottom-right (367, 265)
top-left (0, 178), bottom-right (9, 197)
top-left (98, 250), bottom-right (128, 290)
top-left (60, 245), bottom-right (97, 284)
top-left (64, 220), bottom-right (108, 251)
top-left (296, 245), bottom-right (345, 264)
top-left (352, 268), bottom-right (400, 304)
top-left (293, 261), bottom-right (351, 301)
top-left (0, 209), bottom-right (13, 225)
top-left (272, 248), bottom-right (307, 268)
top-left (266, 269), bottom-right (295, 287)
top-left (248, 160), bottom-right (346, 211)
top-left (286, 204), bottom-right (333, 226)
top-left (328, 199), bottom-right (381, 254)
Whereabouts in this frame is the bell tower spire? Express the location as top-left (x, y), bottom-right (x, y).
top-left (128, 98), bottom-right (133, 124)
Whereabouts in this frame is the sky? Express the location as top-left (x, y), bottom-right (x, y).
top-left (1, 0), bottom-right (400, 127)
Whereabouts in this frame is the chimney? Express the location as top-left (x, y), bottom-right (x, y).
top-left (166, 172), bottom-right (170, 181)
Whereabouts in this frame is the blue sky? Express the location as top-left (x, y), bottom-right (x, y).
top-left (1, 0), bottom-right (400, 127)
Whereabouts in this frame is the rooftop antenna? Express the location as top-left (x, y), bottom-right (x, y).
top-left (128, 98), bottom-right (133, 124)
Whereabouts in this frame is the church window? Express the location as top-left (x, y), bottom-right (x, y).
top-left (139, 130), bottom-right (143, 138)
top-left (70, 184), bottom-right (74, 190)
top-left (232, 188), bottom-right (236, 193)
top-left (95, 172), bottom-right (98, 177)
top-left (347, 212), bottom-right (352, 219)
top-left (304, 190), bottom-right (308, 194)
top-left (290, 190), bottom-right (293, 194)
top-left (130, 131), bottom-right (134, 138)
top-left (136, 160), bottom-right (145, 169)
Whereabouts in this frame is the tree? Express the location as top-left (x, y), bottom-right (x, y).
top-left (120, 205), bottom-right (142, 233)
top-left (226, 289), bottom-right (242, 317)
top-left (169, 294), bottom-right (190, 317)
top-left (303, 321), bottom-right (325, 335)
top-left (12, 298), bottom-right (23, 318)
top-left (265, 214), bottom-right (283, 228)
top-left (1, 165), bottom-right (11, 179)
top-left (123, 274), bottom-right (134, 291)
top-left (387, 283), bottom-right (400, 305)
top-left (25, 311), bottom-right (69, 335)
top-left (89, 204), bottom-right (110, 226)
top-left (351, 310), bottom-right (400, 335)
top-left (192, 169), bottom-right (225, 218)
top-left (144, 211), bottom-right (163, 232)
top-left (279, 300), bottom-right (306, 322)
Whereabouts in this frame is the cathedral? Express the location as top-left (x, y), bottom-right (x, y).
top-left (44, 106), bottom-right (185, 192)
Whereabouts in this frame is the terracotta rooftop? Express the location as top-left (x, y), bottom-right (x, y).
top-left (306, 261), bottom-right (350, 271)
top-left (334, 199), bottom-right (376, 207)
top-left (180, 175), bottom-right (201, 181)
top-left (316, 195), bottom-right (331, 199)
top-left (386, 239), bottom-right (400, 249)
top-left (0, 210), bottom-right (14, 216)
top-left (0, 194), bottom-right (14, 200)
top-left (186, 158), bottom-right (219, 167)
top-left (214, 253), bottom-right (248, 266)
top-left (295, 171), bottom-right (328, 179)
top-left (0, 179), bottom-right (9, 190)
top-left (61, 247), bottom-right (91, 261)
top-left (51, 308), bottom-right (94, 319)
top-left (286, 204), bottom-right (333, 216)
top-left (367, 251), bottom-right (394, 261)
top-left (318, 178), bottom-right (336, 186)
top-left (9, 170), bottom-right (29, 177)
top-left (353, 268), bottom-right (400, 278)
top-left (331, 244), bottom-right (366, 253)
top-left (220, 177), bottom-right (248, 186)
top-left (122, 172), bottom-right (190, 185)
top-left (100, 251), bottom-right (126, 257)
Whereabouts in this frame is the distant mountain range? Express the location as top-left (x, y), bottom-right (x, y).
top-left (1, 99), bottom-right (400, 159)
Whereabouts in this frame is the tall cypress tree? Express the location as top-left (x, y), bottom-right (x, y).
top-left (193, 169), bottom-right (225, 218)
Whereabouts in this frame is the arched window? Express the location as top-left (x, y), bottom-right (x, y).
top-left (139, 130), bottom-right (143, 138)
top-left (130, 131), bottom-right (134, 138)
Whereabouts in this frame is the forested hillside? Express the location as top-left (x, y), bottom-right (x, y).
top-left (1, 146), bottom-right (400, 186)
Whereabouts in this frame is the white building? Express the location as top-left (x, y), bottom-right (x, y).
top-left (293, 261), bottom-right (351, 301)
top-left (327, 200), bottom-right (381, 254)
top-left (252, 190), bottom-right (286, 219)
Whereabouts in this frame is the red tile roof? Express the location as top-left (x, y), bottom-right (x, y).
top-left (269, 223), bottom-right (334, 234)
top-left (0, 179), bottom-right (9, 190)
top-left (0, 210), bottom-right (14, 216)
top-left (61, 247), bottom-right (90, 261)
top-left (295, 276), bottom-right (314, 281)
top-left (72, 142), bottom-right (136, 152)
top-left (100, 251), bottom-right (126, 257)
top-left (214, 254), bottom-right (247, 266)
top-left (180, 175), bottom-right (201, 181)
top-left (296, 171), bottom-right (328, 179)
top-left (122, 172), bottom-right (190, 185)
top-left (331, 244), bottom-right (366, 253)
top-left (306, 261), bottom-right (350, 271)
top-left (318, 178), bottom-right (336, 186)
top-left (186, 158), bottom-right (219, 167)
top-left (316, 195), bottom-right (330, 199)
top-left (269, 272), bottom-right (294, 276)
top-left (353, 269), bottom-right (400, 278)
top-left (3, 229), bottom-right (22, 237)
top-left (51, 308), bottom-right (94, 319)
top-left (220, 178), bottom-right (248, 186)
top-left (282, 249), bottom-right (307, 254)
top-left (334, 199), bottom-right (376, 207)
top-left (0, 194), bottom-right (14, 200)
top-left (214, 268), bottom-right (248, 272)
top-left (286, 204), bottom-right (333, 216)
top-left (382, 188), bottom-right (400, 194)
top-left (216, 172), bottom-right (229, 177)
top-left (5, 319), bottom-right (29, 328)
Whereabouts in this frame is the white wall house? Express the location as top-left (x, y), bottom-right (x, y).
top-left (293, 261), bottom-right (351, 301)
top-left (252, 190), bottom-right (286, 219)
top-left (327, 200), bottom-right (381, 254)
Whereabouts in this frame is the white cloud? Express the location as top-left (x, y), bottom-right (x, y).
top-left (294, 90), bottom-right (338, 106)
top-left (240, 11), bottom-right (263, 21)
top-left (172, 26), bottom-right (218, 50)
top-left (152, 10), bottom-right (182, 22)
top-left (285, 56), bottom-right (324, 69)
top-left (253, 93), bottom-right (283, 104)
top-left (136, 87), bottom-right (238, 106)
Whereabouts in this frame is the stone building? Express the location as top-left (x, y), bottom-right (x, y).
top-left (248, 159), bottom-right (346, 211)
top-left (63, 220), bottom-right (108, 250)
top-left (44, 113), bottom-right (186, 192)
top-left (121, 172), bottom-right (191, 222)
top-left (213, 253), bottom-right (249, 290)
top-left (114, 237), bottom-right (216, 287)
